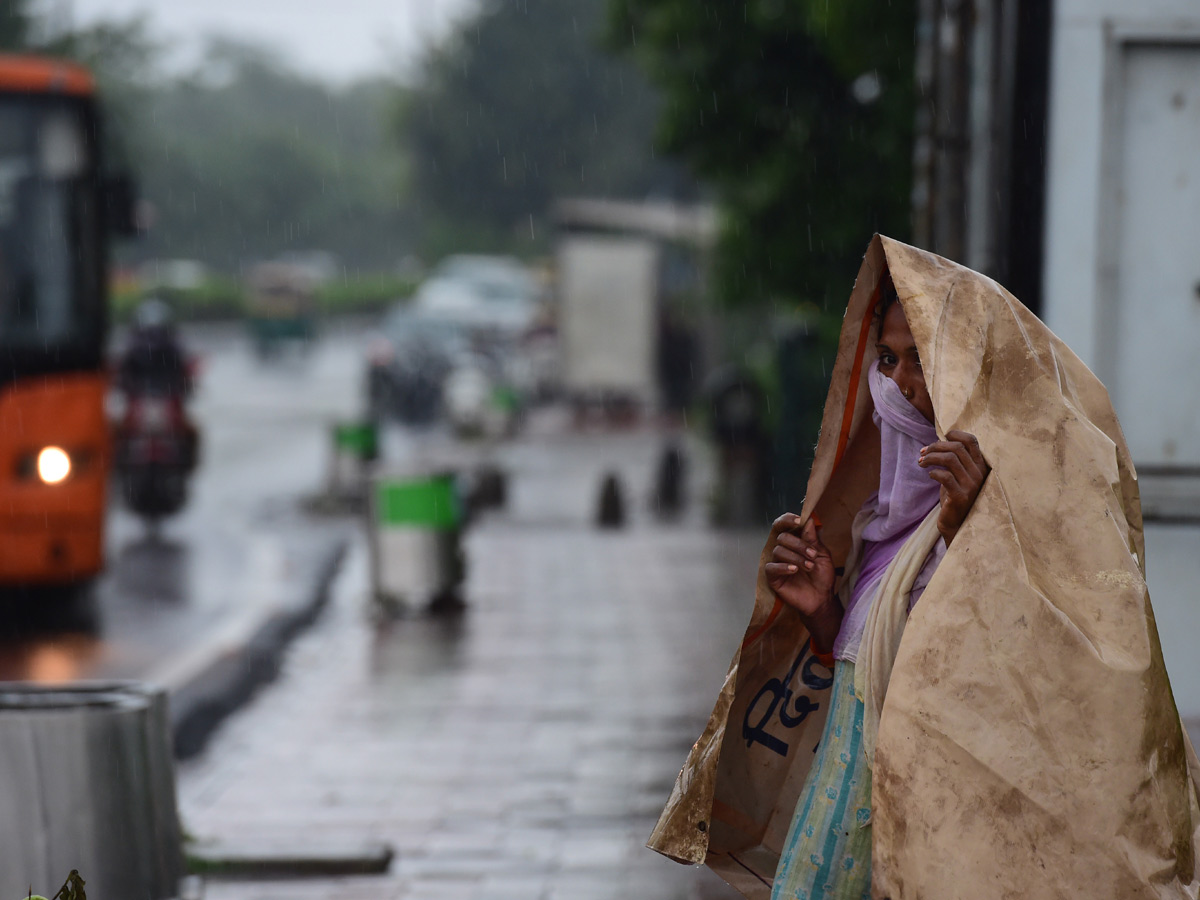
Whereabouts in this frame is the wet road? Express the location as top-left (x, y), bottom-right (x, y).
top-left (0, 319), bottom-right (372, 685)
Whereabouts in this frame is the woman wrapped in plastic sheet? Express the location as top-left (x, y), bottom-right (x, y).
top-left (648, 235), bottom-right (1200, 900)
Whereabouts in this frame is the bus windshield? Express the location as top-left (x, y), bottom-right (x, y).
top-left (0, 97), bottom-right (100, 361)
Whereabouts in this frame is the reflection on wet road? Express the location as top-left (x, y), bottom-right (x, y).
top-left (0, 320), bottom-right (370, 684)
top-left (0, 631), bottom-right (103, 682)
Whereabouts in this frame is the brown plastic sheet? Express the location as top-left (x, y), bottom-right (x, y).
top-left (648, 235), bottom-right (1200, 899)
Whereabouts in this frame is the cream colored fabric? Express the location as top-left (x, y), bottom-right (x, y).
top-left (854, 504), bottom-right (941, 768)
top-left (647, 234), bottom-right (1200, 900)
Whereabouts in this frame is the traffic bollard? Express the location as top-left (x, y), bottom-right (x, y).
top-left (596, 471), bottom-right (626, 528)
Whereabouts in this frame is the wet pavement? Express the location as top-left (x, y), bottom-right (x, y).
top-left (177, 411), bottom-right (752, 900)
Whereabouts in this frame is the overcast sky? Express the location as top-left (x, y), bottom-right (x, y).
top-left (64, 0), bottom-right (478, 83)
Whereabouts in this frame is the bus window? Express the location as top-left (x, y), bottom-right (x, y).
top-left (0, 99), bottom-right (99, 360)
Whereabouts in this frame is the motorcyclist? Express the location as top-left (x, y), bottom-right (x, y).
top-left (115, 297), bottom-right (199, 474)
top-left (116, 298), bottom-right (193, 398)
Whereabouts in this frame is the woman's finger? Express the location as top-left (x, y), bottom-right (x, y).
top-left (944, 439), bottom-right (984, 483)
top-left (765, 561), bottom-right (799, 578)
top-left (771, 545), bottom-right (805, 567)
top-left (777, 532), bottom-right (827, 559)
top-left (927, 468), bottom-right (975, 512)
top-left (770, 512), bottom-right (803, 539)
top-left (922, 441), bottom-right (982, 483)
top-left (924, 466), bottom-right (958, 492)
top-left (919, 448), bottom-right (972, 486)
top-left (946, 430), bottom-right (988, 471)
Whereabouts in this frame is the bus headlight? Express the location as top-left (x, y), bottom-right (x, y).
top-left (37, 447), bottom-right (71, 484)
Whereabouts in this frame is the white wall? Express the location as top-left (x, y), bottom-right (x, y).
top-left (1044, 2), bottom-right (1200, 723)
top-left (1043, 1), bottom-right (1200, 367)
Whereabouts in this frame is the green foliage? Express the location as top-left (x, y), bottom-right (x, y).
top-left (25, 869), bottom-right (85, 900)
top-left (609, 0), bottom-right (916, 311)
top-left (29, 21), bottom-right (409, 273)
top-left (41, 15), bottom-right (160, 169)
top-left (315, 275), bottom-right (418, 316)
top-left (112, 274), bottom-right (415, 322)
top-left (402, 0), bottom-right (688, 256)
top-left (609, 1), bottom-right (917, 512)
top-left (159, 279), bottom-right (245, 321)
top-left (112, 277), bottom-right (243, 322)
top-left (132, 39), bottom-right (409, 271)
top-left (2, 7), bottom-right (417, 311)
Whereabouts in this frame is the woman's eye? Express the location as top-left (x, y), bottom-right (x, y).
top-left (878, 353), bottom-right (896, 367)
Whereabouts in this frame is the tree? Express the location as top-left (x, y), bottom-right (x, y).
top-left (0, 11), bottom-right (411, 274)
top-left (402, 0), bottom-right (687, 256)
top-left (609, 0), bottom-right (916, 311)
top-left (94, 37), bottom-right (410, 271)
top-left (44, 15), bottom-right (160, 168)
top-left (609, 1), bottom-right (917, 514)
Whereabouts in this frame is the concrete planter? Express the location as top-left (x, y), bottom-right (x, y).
top-left (0, 682), bottom-right (183, 900)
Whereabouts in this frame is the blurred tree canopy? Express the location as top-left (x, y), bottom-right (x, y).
top-left (2, 8), bottom-right (409, 273)
top-left (608, 1), bottom-right (918, 515)
top-left (609, 0), bottom-right (916, 311)
top-left (402, 0), bottom-right (690, 257)
top-left (134, 38), bottom-right (407, 272)
top-left (48, 16), bottom-right (160, 169)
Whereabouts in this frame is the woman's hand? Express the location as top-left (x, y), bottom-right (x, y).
top-left (918, 429), bottom-right (990, 546)
top-left (763, 513), bottom-right (843, 651)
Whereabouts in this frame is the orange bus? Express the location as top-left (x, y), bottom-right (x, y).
top-left (0, 56), bottom-right (136, 588)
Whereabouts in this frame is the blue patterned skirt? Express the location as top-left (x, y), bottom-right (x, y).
top-left (771, 661), bottom-right (873, 900)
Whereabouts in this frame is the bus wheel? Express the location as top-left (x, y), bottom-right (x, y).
top-left (58, 579), bottom-right (100, 634)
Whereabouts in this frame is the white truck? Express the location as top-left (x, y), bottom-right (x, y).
top-left (556, 234), bottom-right (659, 408)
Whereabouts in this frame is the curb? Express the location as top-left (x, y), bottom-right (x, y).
top-left (187, 839), bottom-right (393, 878)
top-left (153, 535), bottom-right (349, 760)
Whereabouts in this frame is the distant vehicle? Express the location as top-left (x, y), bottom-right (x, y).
top-left (137, 258), bottom-right (208, 292)
top-left (113, 300), bottom-right (200, 526)
top-left (443, 352), bottom-right (522, 439)
top-left (246, 262), bottom-right (317, 358)
top-left (113, 384), bottom-right (199, 525)
top-left (0, 55), bottom-right (138, 589)
top-left (557, 236), bottom-right (658, 409)
top-left (412, 254), bottom-right (541, 339)
top-left (365, 308), bottom-right (468, 424)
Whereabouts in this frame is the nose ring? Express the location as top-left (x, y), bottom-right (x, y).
top-left (903, 387), bottom-right (914, 400)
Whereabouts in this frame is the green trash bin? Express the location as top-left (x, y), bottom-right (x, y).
top-left (368, 472), bottom-right (464, 612)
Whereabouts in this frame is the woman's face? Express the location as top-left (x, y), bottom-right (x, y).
top-left (876, 301), bottom-right (935, 424)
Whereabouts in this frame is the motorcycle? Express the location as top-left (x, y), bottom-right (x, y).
top-left (113, 387), bottom-right (199, 524)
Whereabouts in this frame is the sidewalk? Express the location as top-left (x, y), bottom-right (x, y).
top-left (177, 414), bottom-right (760, 900)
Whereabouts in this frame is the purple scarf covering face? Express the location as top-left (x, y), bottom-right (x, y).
top-left (861, 359), bottom-right (940, 542)
top-left (831, 360), bottom-right (941, 661)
